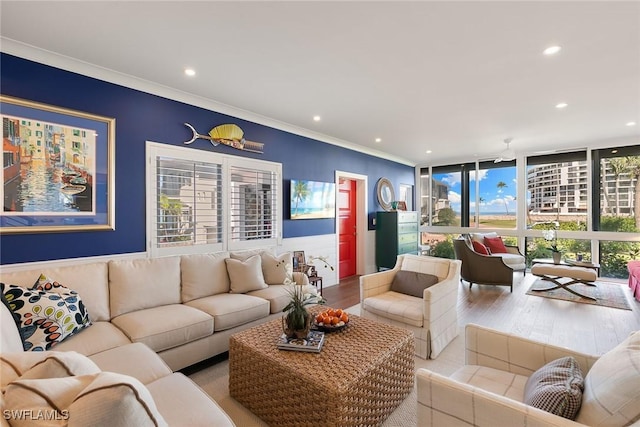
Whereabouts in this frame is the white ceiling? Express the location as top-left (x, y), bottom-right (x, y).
top-left (1, 1), bottom-right (639, 166)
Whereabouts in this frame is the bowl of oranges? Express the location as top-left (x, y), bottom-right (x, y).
top-left (313, 308), bottom-right (349, 332)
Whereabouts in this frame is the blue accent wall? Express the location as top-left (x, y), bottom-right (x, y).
top-left (0, 53), bottom-right (414, 265)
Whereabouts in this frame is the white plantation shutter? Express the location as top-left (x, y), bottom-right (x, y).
top-left (228, 160), bottom-right (279, 250)
top-left (147, 142), bottom-right (281, 256)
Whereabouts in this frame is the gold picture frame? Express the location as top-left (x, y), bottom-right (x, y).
top-left (1, 95), bottom-right (115, 234)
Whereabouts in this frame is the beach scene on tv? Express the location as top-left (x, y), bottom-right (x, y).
top-left (290, 179), bottom-right (336, 219)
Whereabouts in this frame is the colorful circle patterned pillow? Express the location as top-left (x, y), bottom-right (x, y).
top-left (1, 275), bottom-right (91, 351)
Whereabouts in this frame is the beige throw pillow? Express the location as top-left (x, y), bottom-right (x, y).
top-left (4, 372), bottom-right (167, 427)
top-left (1, 351), bottom-right (100, 389)
top-left (225, 255), bottom-right (269, 294)
top-left (261, 252), bottom-right (293, 285)
top-left (576, 330), bottom-right (640, 426)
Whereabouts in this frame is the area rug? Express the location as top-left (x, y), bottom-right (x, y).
top-left (526, 279), bottom-right (632, 310)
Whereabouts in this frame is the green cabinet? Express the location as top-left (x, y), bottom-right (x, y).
top-left (375, 211), bottom-right (419, 270)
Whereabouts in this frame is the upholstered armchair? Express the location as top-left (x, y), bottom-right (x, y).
top-left (360, 254), bottom-right (461, 359)
top-left (453, 234), bottom-right (525, 292)
top-left (417, 324), bottom-right (640, 427)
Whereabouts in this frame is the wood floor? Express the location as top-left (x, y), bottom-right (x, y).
top-left (323, 272), bottom-right (640, 356)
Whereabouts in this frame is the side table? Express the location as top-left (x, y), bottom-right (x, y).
top-left (308, 276), bottom-right (323, 295)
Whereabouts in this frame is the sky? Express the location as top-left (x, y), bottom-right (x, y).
top-left (436, 168), bottom-right (519, 214)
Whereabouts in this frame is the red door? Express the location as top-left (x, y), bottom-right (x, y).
top-left (338, 178), bottom-right (357, 278)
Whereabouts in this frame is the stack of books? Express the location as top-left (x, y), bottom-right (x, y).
top-left (277, 330), bottom-right (325, 353)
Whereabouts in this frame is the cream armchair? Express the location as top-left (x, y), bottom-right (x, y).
top-left (417, 324), bottom-right (640, 427)
top-left (360, 254), bottom-right (461, 359)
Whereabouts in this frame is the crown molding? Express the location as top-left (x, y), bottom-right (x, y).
top-left (1, 37), bottom-right (415, 167)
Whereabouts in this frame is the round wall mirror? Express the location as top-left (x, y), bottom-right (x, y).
top-left (376, 178), bottom-right (395, 211)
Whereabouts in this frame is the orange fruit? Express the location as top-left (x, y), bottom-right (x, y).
top-left (326, 309), bottom-right (335, 317)
top-left (316, 314), bottom-right (323, 323)
top-left (340, 313), bottom-right (349, 323)
top-left (321, 315), bottom-right (330, 325)
top-left (334, 309), bottom-right (343, 317)
top-left (331, 316), bottom-right (340, 325)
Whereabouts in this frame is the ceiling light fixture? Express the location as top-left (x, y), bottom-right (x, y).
top-left (626, 121), bottom-right (637, 127)
top-left (543, 45), bottom-right (562, 55)
top-left (555, 102), bottom-right (568, 109)
top-left (425, 150), bottom-right (432, 154)
top-left (375, 138), bottom-right (382, 143)
top-left (494, 138), bottom-right (515, 163)
top-left (184, 68), bottom-right (196, 77)
top-left (313, 116), bottom-right (321, 122)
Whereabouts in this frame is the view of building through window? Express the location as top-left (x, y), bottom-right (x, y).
top-left (418, 146), bottom-right (639, 279)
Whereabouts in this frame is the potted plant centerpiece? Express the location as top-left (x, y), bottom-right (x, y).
top-left (282, 286), bottom-right (325, 339)
top-left (542, 229), bottom-right (562, 264)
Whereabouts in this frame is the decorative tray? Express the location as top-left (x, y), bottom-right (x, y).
top-left (313, 319), bottom-right (349, 333)
top-left (312, 308), bottom-right (350, 332)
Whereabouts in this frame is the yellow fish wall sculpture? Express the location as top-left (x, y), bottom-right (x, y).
top-left (183, 123), bottom-right (264, 154)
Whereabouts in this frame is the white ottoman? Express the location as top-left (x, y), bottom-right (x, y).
top-left (531, 263), bottom-right (598, 301)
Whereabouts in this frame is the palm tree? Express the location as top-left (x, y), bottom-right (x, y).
top-left (624, 156), bottom-right (640, 229)
top-left (496, 181), bottom-right (509, 214)
top-left (292, 180), bottom-right (311, 216)
top-left (608, 158), bottom-right (627, 216)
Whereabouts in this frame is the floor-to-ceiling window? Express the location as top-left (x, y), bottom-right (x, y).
top-left (418, 144), bottom-right (640, 278)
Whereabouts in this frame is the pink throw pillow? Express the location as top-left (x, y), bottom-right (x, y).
top-left (472, 240), bottom-right (491, 255)
top-left (484, 236), bottom-right (507, 254)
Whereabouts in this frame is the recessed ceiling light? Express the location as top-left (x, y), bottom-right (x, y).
top-left (313, 115), bottom-right (321, 122)
top-left (184, 68), bottom-right (196, 77)
top-left (543, 45), bottom-right (562, 55)
top-left (425, 150), bottom-right (432, 154)
top-left (555, 102), bottom-right (568, 109)
top-left (375, 138), bottom-right (381, 143)
top-left (612, 149), bottom-right (619, 154)
top-left (626, 121), bottom-right (637, 127)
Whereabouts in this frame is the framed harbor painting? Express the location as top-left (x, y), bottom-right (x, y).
top-left (1, 95), bottom-right (115, 233)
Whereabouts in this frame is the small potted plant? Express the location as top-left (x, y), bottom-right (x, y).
top-left (542, 229), bottom-right (561, 264)
top-left (282, 286), bottom-right (325, 339)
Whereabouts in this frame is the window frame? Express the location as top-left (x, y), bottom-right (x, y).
top-left (146, 141), bottom-right (282, 257)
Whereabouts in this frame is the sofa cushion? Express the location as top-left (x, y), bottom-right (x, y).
top-left (576, 330), bottom-right (640, 426)
top-left (111, 304), bottom-right (214, 353)
top-left (52, 321), bottom-right (132, 356)
top-left (1, 282), bottom-right (91, 351)
top-left (180, 252), bottom-right (230, 302)
top-left (89, 343), bottom-right (172, 386)
top-left (225, 255), bottom-right (269, 293)
top-left (185, 293), bottom-right (270, 331)
top-left (524, 356), bottom-right (584, 420)
top-left (470, 232), bottom-right (498, 244)
top-left (451, 365), bottom-right (528, 401)
top-left (146, 373), bottom-right (235, 427)
top-left (0, 262), bottom-right (110, 322)
top-left (109, 257), bottom-right (181, 318)
top-left (484, 236), bottom-right (508, 254)
top-left (498, 253), bottom-right (526, 270)
top-left (362, 291), bottom-right (423, 327)
top-left (390, 270), bottom-right (440, 298)
top-left (261, 252), bottom-right (294, 285)
top-left (229, 248), bottom-right (269, 261)
top-left (247, 284), bottom-right (317, 313)
top-left (4, 372), bottom-right (167, 427)
top-left (472, 240), bottom-right (491, 255)
top-left (1, 351), bottom-right (101, 388)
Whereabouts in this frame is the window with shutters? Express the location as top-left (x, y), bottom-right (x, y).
top-left (146, 142), bottom-right (281, 256)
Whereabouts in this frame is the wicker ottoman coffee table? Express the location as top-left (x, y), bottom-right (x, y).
top-left (229, 309), bottom-right (415, 426)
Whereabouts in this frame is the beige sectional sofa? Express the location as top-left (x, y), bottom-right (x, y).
top-left (0, 249), bottom-right (315, 426)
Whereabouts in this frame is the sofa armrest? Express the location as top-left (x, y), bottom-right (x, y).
top-left (359, 268), bottom-right (398, 301)
top-left (416, 369), bottom-right (585, 427)
top-left (465, 324), bottom-right (599, 376)
top-left (505, 245), bottom-right (524, 256)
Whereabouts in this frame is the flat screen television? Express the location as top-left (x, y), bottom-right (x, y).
top-left (290, 179), bottom-right (336, 219)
